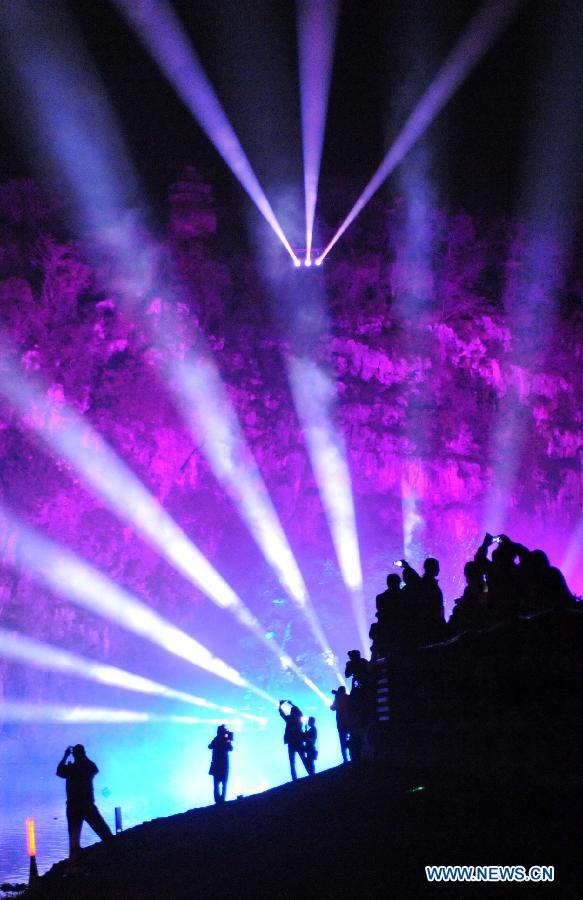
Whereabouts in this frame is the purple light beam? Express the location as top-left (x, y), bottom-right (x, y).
top-left (0, 2), bottom-right (335, 688)
top-left (113, 0), bottom-right (299, 265)
top-left (0, 506), bottom-right (274, 703)
top-left (0, 359), bottom-right (329, 704)
top-left (297, 0), bottom-right (339, 263)
top-left (317, 0), bottom-right (525, 264)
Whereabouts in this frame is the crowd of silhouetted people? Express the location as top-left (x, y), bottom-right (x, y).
top-left (329, 532), bottom-right (578, 765)
top-left (370, 532), bottom-right (576, 659)
top-left (53, 533), bottom-right (578, 871)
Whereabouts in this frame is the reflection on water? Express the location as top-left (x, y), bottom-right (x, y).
top-left (1, 758), bottom-right (98, 883)
top-left (0, 741), bottom-right (204, 884)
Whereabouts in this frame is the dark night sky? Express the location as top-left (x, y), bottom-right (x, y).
top-left (0, 0), bottom-right (582, 226)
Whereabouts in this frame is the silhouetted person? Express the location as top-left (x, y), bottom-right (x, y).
top-left (449, 561), bottom-right (490, 633)
top-left (56, 744), bottom-right (112, 868)
top-left (344, 650), bottom-right (369, 690)
top-left (420, 557), bottom-right (444, 628)
top-left (395, 561), bottom-right (423, 644)
top-left (331, 686), bottom-right (351, 763)
top-left (474, 533), bottom-right (527, 618)
top-left (303, 717), bottom-right (318, 775)
top-left (521, 549), bottom-right (575, 612)
top-left (344, 652), bottom-right (372, 762)
top-left (208, 724), bottom-right (233, 803)
top-left (279, 700), bottom-right (310, 781)
top-left (376, 574), bottom-right (403, 622)
top-left (401, 558), bottom-right (445, 641)
top-left (372, 573), bottom-right (404, 655)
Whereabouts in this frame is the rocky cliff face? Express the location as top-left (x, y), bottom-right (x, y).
top-left (0, 172), bottom-right (581, 705)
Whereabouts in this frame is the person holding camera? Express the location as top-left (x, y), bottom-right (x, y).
top-left (208, 724), bottom-right (233, 804)
top-left (56, 744), bottom-right (113, 868)
top-left (278, 700), bottom-right (310, 781)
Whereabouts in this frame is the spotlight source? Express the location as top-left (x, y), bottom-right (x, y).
top-left (292, 248), bottom-right (325, 267)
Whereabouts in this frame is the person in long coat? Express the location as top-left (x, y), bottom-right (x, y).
top-left (208, 724), bottom-right (233, 803)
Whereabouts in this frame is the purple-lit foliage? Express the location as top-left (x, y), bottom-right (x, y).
top-left (0, 176), bottom-right (582, 720)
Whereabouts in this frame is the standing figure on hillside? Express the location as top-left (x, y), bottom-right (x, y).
top-left (371, 573), bottom-right (404, 656)
top-left (400, 558), bottom-right (445, 642)
top-left (474, 533), bottom-right (527, 619)
top-left (279, 700), bottom-right (310, 781)
top-left (344, 650), bottom-right (370, 690)
top-left (303, 716), bottom-right (318, 776)
top-left (331, 686), bottom-right (351, 763)
top-left (56, 744), bottom-right (113, 868)
top-left (208, 724), bottom-right (233, 804)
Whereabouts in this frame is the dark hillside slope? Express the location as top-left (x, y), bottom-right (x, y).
top-left (27, 761), bottom-right (582, 899)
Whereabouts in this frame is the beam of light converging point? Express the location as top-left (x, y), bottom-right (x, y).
top-left (0, 2), bottom-right (332, 683)
top-left (0, 700), bottom-right (242, 727)
top-left (316, 0), bottom-right (525, 263)
top-left (0, 628), bottom-right (266, 724)
top-left (296, 0), bottom-right (339, 262)
top-left (173, 355), bottom-right (343, 685)
top-left (113, 0), bottom-right (298, 265)
top-left (0, 4), bottom-right (328, 701)
top-left (0, 507), bottom-right (277, 705)
top-left (0, 364), bottom-right (328, 704)
top-left (287, 357), bottom-right (368, 656)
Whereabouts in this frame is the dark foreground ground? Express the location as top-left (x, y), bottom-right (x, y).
top-left (21, 756), bottom-right (583, 900)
